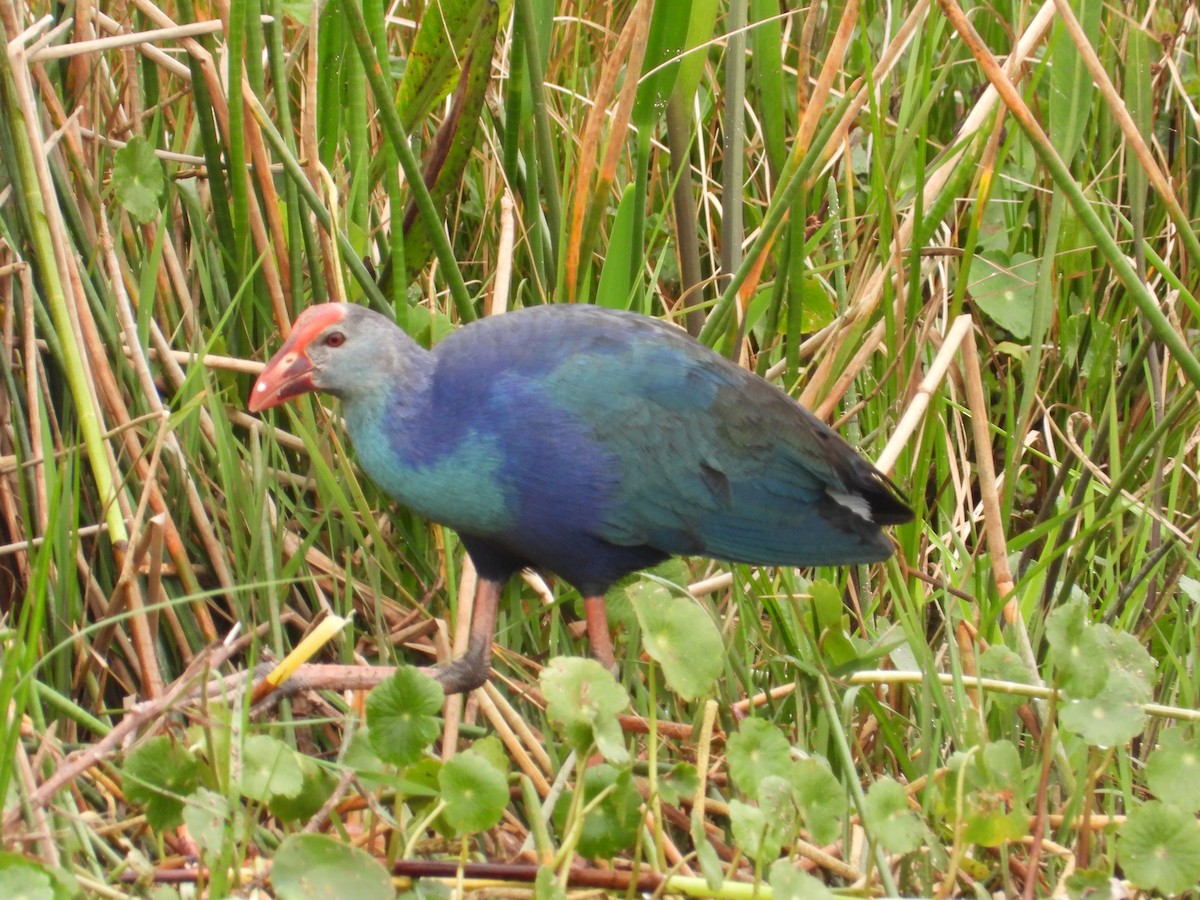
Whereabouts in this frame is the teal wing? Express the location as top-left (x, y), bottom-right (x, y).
top-left (540, 325), bottom-right (904, 567)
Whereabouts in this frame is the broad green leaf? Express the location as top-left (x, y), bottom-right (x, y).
top-left (968, 251), bottom-right (1038, 340)
top-left (796, 275), bottom-right (837, 334)
top-left (112, 136), bottom-right (165, 224)
top-left (1048, 0), bottom-right (1101, 161)
top-left (728, 799), bottom-right (780, 865)
top-left (279, 0), bottom-right (313, 25)
top-left (239, 734), bottom-right (304, 803)
top-left (402, 0), bottom-right (500, 279)
top-left (343, 728), bottom-right (405, 790)
top-left (671, 0), bottom-right (719, 105)
top-left (0, 852), bottom-right (78, 900)
top-left (1124, 26), bottom-right (1154, 215)
top-left (962, 804), bottom-right (1028, 848)
top-left (555, 764), bottom-right (642, 859)
top-left (1098, 627), bottom-right (1155, 702)
top-left (809, 578), bottom-right (843, 632)
top-left (726, 718), bottom-right (793, 800)
top-left (693, 817), bottom-right (724, 890)
top-left (1055, 626), bottom-right (1151, 747)
top-left (1146, 730), bottom-right (1200, 812)
top-left (1118, 800), bottom-right (1200, 896)
top-left (439, 750), bottom-right (508, 835)
top-left (0, 864), bottom-right (54, 900)
top-left (1059, 673), bottom-right (1146, 748)
top-left (749, 0), bottom-right (785, 175)
top-left (595, 185), bottom-right (637, 309)
top-left (1045, 599), bottom-right (1106, 698)
top-left (818, 628), bottom-right (860, 670)
top-left (122, 735), bottom-right (202, 830)
top-left (606, 559), bottom-right (691, 633)
top-left (982, 741), bottom-right (1027, 802)
top-left (271, 834), bottom-right (393, 900)
top-left (864, 778), bottom-right (924, 854)
top-left (465, 735), bottom-right (510, 778)
top-left (958, 742), bottom-right (1027, 800)
top-left (365, 666), bottom-right (444, 766)
top-left (658, 762), bottom-right (699, 806)
top-left (758, 774), bottom-right (799, 853)
top-left (534, 865), bottom-right (566, 900)
top-left (395, 0), bottom-right (487, 131)
top-left (182, 788), bottom-right (234, 856)
top-left (769, 860), bottom-right (836, 899)
top-left (269, 754), bottom-right (339, 823)
top-left (540, 657), bottom-right (630, 764)
top-left (630, 580), bottom-right (722, 700)
top-left (977, 644), bottom-right (1033, 709)
top-left (631, 0), bottom-right (691, 133)
top-left (789, 758), bottom-right (844, 847)
top-left (1064, 869), bottom-right (1116, 899)
top-left (949, 742), bottom-right (1029, 847)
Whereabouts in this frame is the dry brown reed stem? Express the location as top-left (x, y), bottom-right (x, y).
top-left (102, 219), bottom-right (229, 627)
top-left (8, 266), bottom-right (37, 583)
top-left (439, 555), bottom-right (476, 757)
top-left (489, 189), bottom-right (516, 317)
top-left (565, 0), bottom-right (650, 302)
top-left (690, 699), bottom-right (719, 867)
top-left (240, 74), bottom-right (294, 300)
top-left (794, 0), bottom-right (858, 157)
top-left (874, 314), bottom-right (974, 475)
top-left (303, 10), bottom-right (336, 311)
top-left (779, 0), bottom-right (1058, 381)
top-left (959, 330), bottom-right (1015, 601)
top-left (13, 739), bottom-right (57, 864)
top-left (3, 640), bottom-right (243, 834)
top-left (2, 5), bottom-right (128, 542)
top-left (32, 17), bottom-right (233, 60)
top-left (26, 2), bottom-right (221, 626)
top-left (807, 318), bottom-right (886, 419)
top-left (7, 5), bottom-right (168, 685)
top-left (1053, 0), bottom-right (1191, 263)
top-left (122, 0), bottom-right (289, 327)
top-left (482, 681), bottom-right (554, 774)
top-left (105, 414), bottom-right (173, 698)
top-left (476, 686), bottom-right (552, 796)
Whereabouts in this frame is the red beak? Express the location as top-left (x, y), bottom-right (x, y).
top-left (249, 336), bottom-right (316, 412)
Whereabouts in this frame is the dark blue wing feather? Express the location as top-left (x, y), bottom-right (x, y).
top-left (416, 306), bottom-right (903, 590)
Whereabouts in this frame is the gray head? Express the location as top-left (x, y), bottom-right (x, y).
top-left (249, 303), bottom-right (424, 411)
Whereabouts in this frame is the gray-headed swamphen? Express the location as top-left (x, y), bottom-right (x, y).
top-left (250, 303), bottom-right (911, 693)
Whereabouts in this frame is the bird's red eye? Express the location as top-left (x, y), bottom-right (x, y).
top-left (324, 331), bottom-right (346, 348)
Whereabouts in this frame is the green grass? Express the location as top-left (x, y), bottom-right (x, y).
top-left (1, 0), bottom-right (1199, 895)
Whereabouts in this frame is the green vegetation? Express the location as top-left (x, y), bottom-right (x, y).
top-left (1, 0), bottom-right (1198, 895)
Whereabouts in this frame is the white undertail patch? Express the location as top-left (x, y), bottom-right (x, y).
top-left (827, 489), bottom-right (873, 523)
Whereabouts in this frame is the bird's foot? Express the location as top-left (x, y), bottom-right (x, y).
top-left (423, 647), bottom-right (490, 696)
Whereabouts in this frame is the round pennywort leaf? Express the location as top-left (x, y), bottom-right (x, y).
top-left (540, 657), bottom-right (630, 764)
top-left (122, 735), bottom-right (201, 831)
top-left (726, 718), bottom-right (793, 800)
top-left (1146, 730), bottom-right (1200, 813)
top-left (864, 777), bottom-right (924, 855)
top-left (239, 734), bottom-right (304, 803)
top-left (1118, 800), bottom-right (1200, 896)
top-left (271, 834), bottom-right (392, 900)
top-left (630, 580), bottom-right (722, 700)
top-left (366, 666), bottom-right (444, 766)
top-left (439, 751), bottom-right (508, 835)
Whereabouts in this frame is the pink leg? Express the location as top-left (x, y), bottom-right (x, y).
top-left (584, 594), bottom-right (618, 673)
top-left (434, 579), bottom-right (502, 695)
